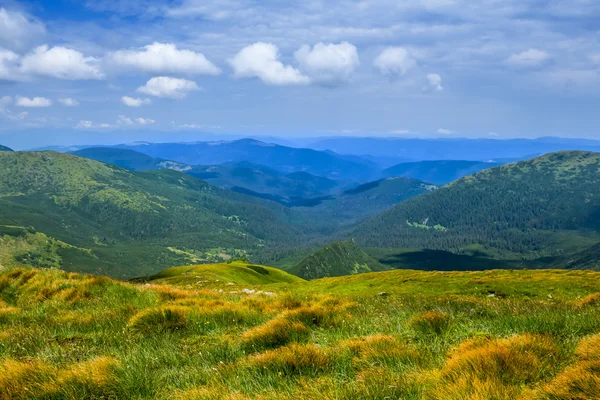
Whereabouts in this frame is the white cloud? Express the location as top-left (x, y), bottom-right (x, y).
top-left (437, 128), bottom-right (453, 134)
top-left (507, 49), bottom-right (551, 68)
top-left (121, 96), bottom-right (151, 107)
top-left (374, 47), bottom-right (416, 77)
top-left (0, 48), bottom-right (22, 80)
top-left (390, 129), bottom-right (411, 134)
top-left (20, 45), bottom-right (104, 80)
top-left (117, 115), bottom-right (134, 125)
top-left (136, 117), bottom-right (155, 125)
top-left (590, 54), bottom-right (600, 64)
top-left (15, 96), bottom-right (52, 107)
top-left (426, 73), bottom-right (444, 91)
top-left (109, 42), bottom-right (221, 76)
top-left (76, 120), bottom-right (112, 129)
top-left (58, 98), bottom-right (79, 107)
top-left (0, 96), bottom-right (11, 109)
top-left (229, 42), bottom-right (310, 86)
top-left (0, 8), bottom-right (46, 51)
top-left (137, 76), bottom-right (200, 99)
top-left (294, 42), bottom-right (359, 84)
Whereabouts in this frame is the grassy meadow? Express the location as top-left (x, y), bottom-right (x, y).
top-left (1, 263), bottom-right (600, 399)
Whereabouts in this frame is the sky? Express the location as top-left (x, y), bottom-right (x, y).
top-left (0, 0), bottom-right (600, 148)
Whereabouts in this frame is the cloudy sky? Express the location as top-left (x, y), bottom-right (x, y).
top-left (1, 0), bottom-right (599, 148)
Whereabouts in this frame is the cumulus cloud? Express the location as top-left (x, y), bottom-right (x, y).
top-left (0, 8), bottom-right (46, 51)
top-left (137, 76), bottom-right (200, 98)
top-left (15, 96), bottom-right (52, 107)
top-left (0, 48), bottom-right (20, 80)
top-left (117, 115), bottom-right (134, 125)
top-left (425, 73), bottom-right (444, 91)
top-left (76, 120), bottom-right (112, 129)
top-left (20, 45), bottom-right (104, 80)
top-left (58, 98), bottom-right (79, 107)
top-left (121, 96), bottom-right (151, 107)
top-left (109, 42), bottom-right (221, 76)
top-left (136, 117), bottom-right (155, 125)
top-left (229, 42), bottom-right (310, 85)
top-left (507, 49), bottom-right (551, 68)
top-left (294, 42), bottom-right (359, 84)
top-left (374, 47), bottom-right (416, 77)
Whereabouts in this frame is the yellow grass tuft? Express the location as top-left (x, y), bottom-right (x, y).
top-left (173, 387), bottom-right (251, 400)
top-left (576, 334), bottom-right (600, 361)
top-left (246, 344), bottom-right (332, 375)
top-left (241, 317), bottom-right (309, 350)
top-left (0, 359), bottom-right (56, 400)
top-left (339, 334), bottom-right (420, 366)
top-left (409, 311), bottom-right (451, 334)
top-left (428, 334), bottom-right (558, 399)
top-left (577, 292), bottom-right (600, 307)
top-left (57, 356), bottom-right (120, 398)
top-left (128, 305), bottom-right (190, 334)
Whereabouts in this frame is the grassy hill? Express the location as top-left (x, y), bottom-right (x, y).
top-left (71, 147), bottom-right (189, 172)
top-left (0, 151), bottom-right (303, 278)
top-left (146, 259), bottom-right (304, 286)
top-left (0, 145), bottom-right (12, 152)
top-left (0, 265), bottom-right (599, 399)
top-left (382, 160), bottom-right (502, 185)
top-left (564, 243), bottom-right (600, 271)
top-left (290, 240), bottom-right (387, 280)
top-left (353, 151), bottom-right (600, 260)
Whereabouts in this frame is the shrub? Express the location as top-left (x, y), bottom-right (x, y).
top-left (241, 318), bottom-right (309, 350)
top-left (409, 311), bottom-right (451, 335)
top-left (246, 344), bottom-right (331, 375)
top-left (128, 306), bottom-right (190, 334)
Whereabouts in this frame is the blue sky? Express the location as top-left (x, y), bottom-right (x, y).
top-left (1, 0), bottom-right (600, 148)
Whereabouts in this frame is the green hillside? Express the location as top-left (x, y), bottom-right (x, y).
top-left (71, 147), bottom-right (189, 172)
top-left (0, 145), bottom-right (13, 152)
top-left (564, 243), bottom-right (600, 271)
top-left (290, 239), bottom-right (387, 280)
top-left (382, 160), bottom-right (502, 185)
top-left (146, 259), bottom-right (304, 286)
top-left (297, 177), bottom-right (435, 228)
top-left (353, 151), bottom-right (600, 259)
top-left (0, 151), bottom-right (301, 278)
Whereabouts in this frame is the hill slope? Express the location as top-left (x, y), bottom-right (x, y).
top-left (118, 139), bottom-right (377, 180)
top-left (0, 151), bottom-right (301, 277)
top-left (0, 144), bottom-right (13, 152)
top-left (290, 240), bottom-right (387, 280)
top-left (382, 160), bottom-right (502, 185)
top-left (353, 151), bottom-right (600, 259)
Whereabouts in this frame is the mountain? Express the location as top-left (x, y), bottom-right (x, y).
top-left (0, 151), bottom-right (302, 278)
top-left (71, 147), bottom-right (190, 172)
top-left (290, 239), bottom-right (387, 279)
top-left (71, 148), bottom-right (344, 202)
top-left (0, 145), bottom-right (13, 152)
top-left (564, 242), bottom-right (600, 271)
top-left (117, 139), bottom-right (377, 180)
top-left (187, 163), bottom-right (341, 201)
top-left (353, 151), bottom-right (600, 260)
top-left (297, 177), bottom-right (436, 228)
top-left (382, 160), bottom-right (502, 185)
top-left (308, 137), bottom-right (600, 161)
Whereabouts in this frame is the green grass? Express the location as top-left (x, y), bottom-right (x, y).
top-left (0, 266), bottom-right (599, 399)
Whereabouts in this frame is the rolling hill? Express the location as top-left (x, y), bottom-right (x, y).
top-left (290, 239), bottom-right (387, 280)
top-left (0, 151), bottom-right (303, 278)
top-left (71, 147), bottom-right (189, 172)
top-left (0, 145), bottom-right (13, 152)
top-left (353, 151), bottom-right (600, 260)
top-left (382, 160), bottom-right (502, 185)
top-left (146, 259), bottom-right (304, 286)
top-left (117, 139), bottom-right (377, 180)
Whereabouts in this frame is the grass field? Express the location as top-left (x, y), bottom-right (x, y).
top-left (1, 265), bottom-right (599, 399)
